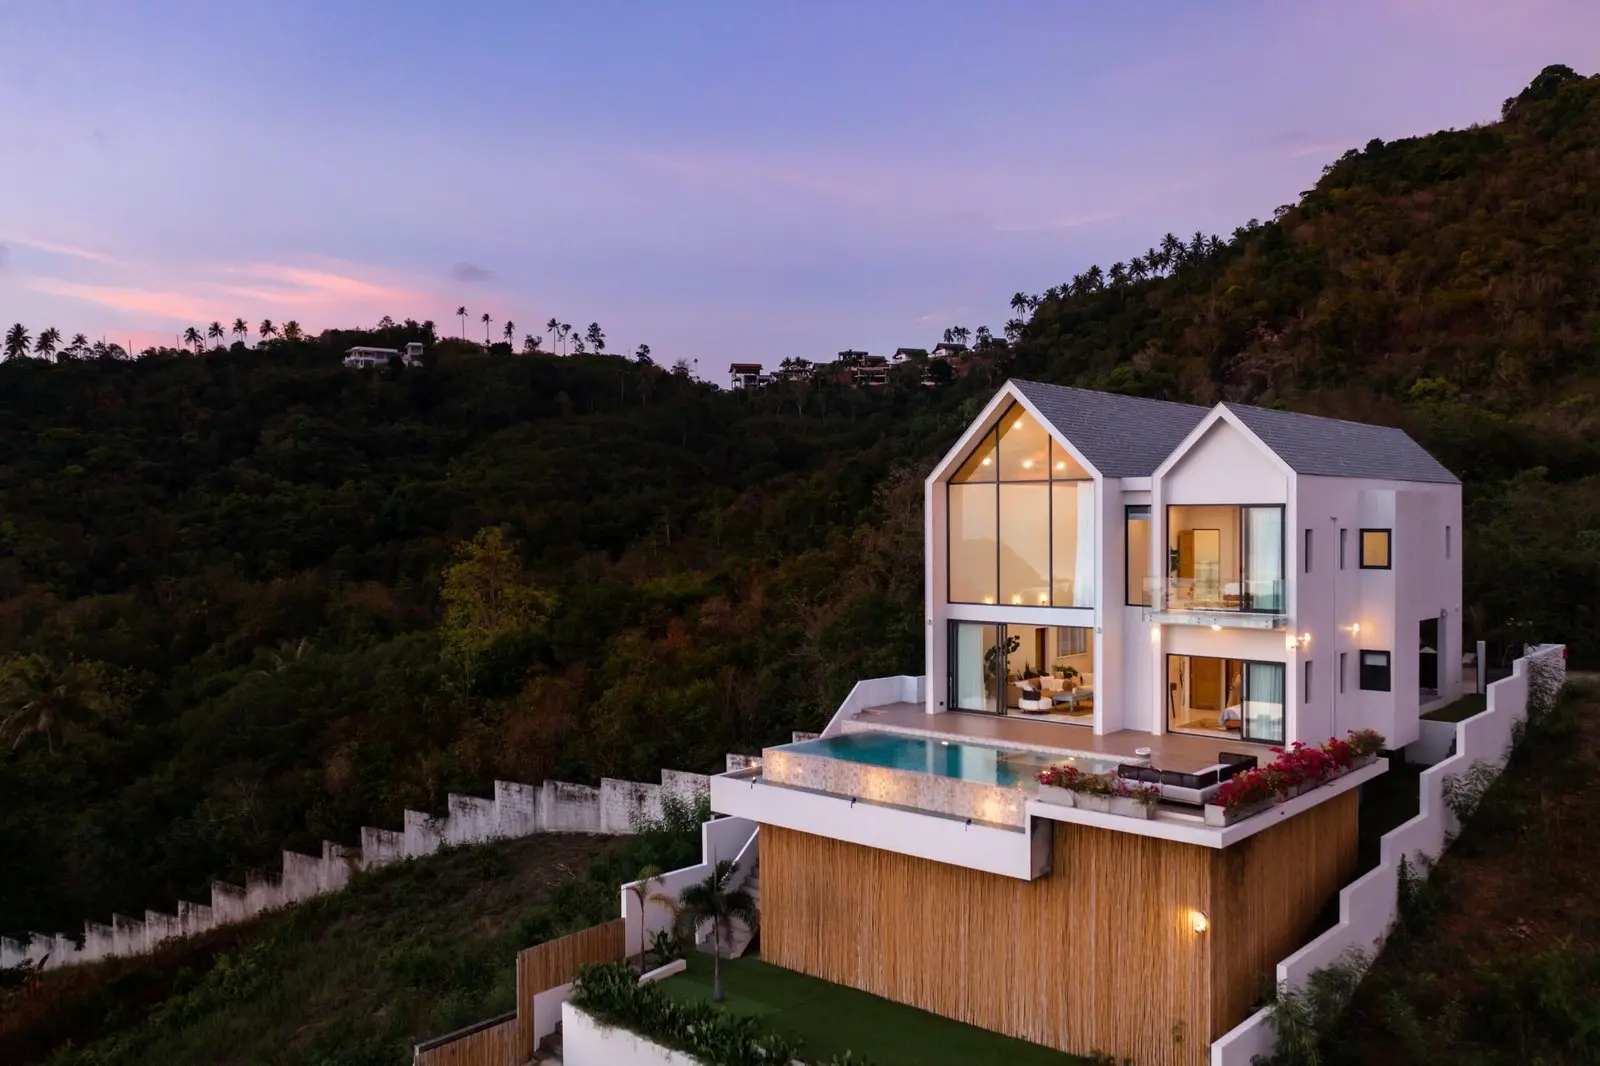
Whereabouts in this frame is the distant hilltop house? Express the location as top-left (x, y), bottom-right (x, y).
top-left (729, 362), bottom-right (771, 390)
top-left (343, 343), bottom-right (423, 369)
top-left (729, 342), bottom-right (973, 391)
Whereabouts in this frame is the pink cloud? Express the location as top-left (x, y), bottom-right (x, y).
top-left (26, 279), bottom-right (219, 323)
top-left (5, 236), bottom-right (124, 266)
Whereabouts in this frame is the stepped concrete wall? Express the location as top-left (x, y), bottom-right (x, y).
top-left (0, 766), bottom-right (713, 973)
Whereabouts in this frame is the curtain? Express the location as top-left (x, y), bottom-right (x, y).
top-left (953, 624), bottom-right (987, 711)
top-left (1243, 662), bottom-right (1286, 744)
top-left (1074, 481), bottom-right (1096, 606)
top-left (1244, 507), bottom-right (1284, 611)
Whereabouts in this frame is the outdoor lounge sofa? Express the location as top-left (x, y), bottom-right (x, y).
top-left (1116, 751), bottom-right (1259, 807)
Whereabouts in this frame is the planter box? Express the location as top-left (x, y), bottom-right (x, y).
top-left (1110, 796), bottom-right (1156, 820)
top-left (1074, 794), bottom-right (1112, 813)
top-left (1204, 798), bottom-right (1272, 827)
top-left (1036, 784), bottom-right (1076, 808)
top-left (1352, 753), bottom-right (1377, 770)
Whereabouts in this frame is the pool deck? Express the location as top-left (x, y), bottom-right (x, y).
top-left (843, 704), bottom-right (1271, 773)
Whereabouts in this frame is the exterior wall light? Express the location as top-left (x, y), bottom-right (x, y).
top-left (1351, 622), bottom-right (1361, 636)
top-left (1210, 624), bottom-right (1222, 632)
top-left (1149, 625), bottom-right (1161, 643)
top-left (1286, 634), bottom-right (1299, 651)
top-left (1300, 632), bottom-right (1311, 647)
top-left (1189, 910), bottom-right (1209, 935)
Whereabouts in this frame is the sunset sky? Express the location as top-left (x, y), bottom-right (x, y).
top-left (2, 0), bottom-right (1598, 364)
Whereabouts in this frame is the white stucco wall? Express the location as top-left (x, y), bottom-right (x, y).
top-left (562, 1003), bottom-right (701, 1066)
top-left (1209, 643), bottom-right (1564, 1065)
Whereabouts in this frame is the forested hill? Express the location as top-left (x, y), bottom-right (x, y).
top-left (2, 65), bottom-right (1597, 940)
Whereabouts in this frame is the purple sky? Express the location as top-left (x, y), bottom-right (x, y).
top-left (1, 1), bottom-right (1597, 366)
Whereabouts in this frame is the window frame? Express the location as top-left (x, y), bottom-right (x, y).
top-left (1358, 528), bottom-right (1392, 570)
top-left (1125, 505), bottom-right (1152, 607)
top-left (943, 404), bottom-right (1094, 606)
top-left (1359, 649), bottom-right (1392, 692)
top-left (1303, 528), bottom-right (1313, 574)
top-left (1339, 528), bottom-right (1347, 570)
top-left (1304, 659), bottom-right (1313, 704)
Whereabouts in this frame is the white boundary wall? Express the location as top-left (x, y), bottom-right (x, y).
top-left (820, 674), bottom-right (924, 736)
top-left (1210, 643), bottom-right (1567, 1065)
top-left (562, 1003), bottom-right (700, 1066)
top-left (1, 766), bottom-right (715, 974)
top-left (619, 815), bottom-right (758, 962)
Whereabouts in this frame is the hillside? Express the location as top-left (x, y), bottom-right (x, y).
top-left (2, 64), bottom-right (1598, 956)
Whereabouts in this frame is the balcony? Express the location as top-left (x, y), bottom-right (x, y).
top-left (1144, 576), bottom-right (1289, 629)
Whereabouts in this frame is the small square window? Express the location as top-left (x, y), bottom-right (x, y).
top-left (1359, 650), bottom-right (1392, 691)
top-left (1360, 529), bottom-right (1392, 569)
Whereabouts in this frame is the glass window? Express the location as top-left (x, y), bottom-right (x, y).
top-left (948, 483), bottom-right (997, 602)
top-left (951, 427), bottom-right (996, 483)
top-left (1303, 528), bottom-right (1313, 574)
top-left (999, 484), bottom-right (1051, 606)
top-left (949, 622), bottom-right (1001, 712)
top-left (1360, 651), bottom-right (1392, 691)
top-left (1125, 506), bottom-right (1152, 606)
top-left (1445, 525), bottom-right (1452, 560)
top-left (1050, 438), bottom-right (1091, 480)
top-left (1360, 529), bottom-right (1392, 569)
top-left (996, 408), bottom-right (1049, 481)
top-left (1304, 660), bottom-right (1312, 704)
top-left (1052, 482), bottom-right (1094, 607)
top-left (1244, 506), bottom-right (1285, 611)
top-left (1243, 662), bottom-right (1286, 744)
top-left (1339, 528), bottom-right (1347, 570)
top-left (1339, 651), bottom-right (1347, 694)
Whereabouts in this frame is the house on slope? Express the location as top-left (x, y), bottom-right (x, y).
top-left (702, 379), bottom-right (1463, 1065)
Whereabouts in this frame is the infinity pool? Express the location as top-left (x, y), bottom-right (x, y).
top-left (780, 732), bottom-right (1121, 788)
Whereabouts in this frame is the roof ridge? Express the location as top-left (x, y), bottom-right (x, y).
top-left (1010, 378), bottom-right (1210, 413)
top-left (1220, 400), bottom-right (1412, 433)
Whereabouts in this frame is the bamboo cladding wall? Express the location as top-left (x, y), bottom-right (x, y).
top-left (514, 918), bottom-right (626, 1061)
top-left (761, 804), bottom-right (1357, 1066)
top-left (414, 1014), bottom-right (518, 1066)
top-left (1211, 790), bottom-right (1359, 1033)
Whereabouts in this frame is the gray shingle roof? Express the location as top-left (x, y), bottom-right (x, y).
top-left (1007, 379), bottom-right (1459, 484)
top-left (1220, 403), bottom-right (1459, 484)
top-left (1010, 380), bottom-right (1210, 477)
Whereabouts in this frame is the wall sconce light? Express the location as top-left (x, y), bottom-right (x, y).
top-left (1350, 622), bottom-right (1361, 636)
top-left (1300, 632), bottom-right (1311, 647)
top-left (1149, 625), bottom-right (1161, 643)
top-left (1286, 634), bottom-right (1299, 651)
top-left (1210, 623), bottom-right (1222, 632)
top-left (1189, 910), bottom-right (1210, 935)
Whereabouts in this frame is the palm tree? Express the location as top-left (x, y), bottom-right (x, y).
top-left (1108, 262), bottom-right (1128, 287)
top-left (231, 318), bottom-right (249, 345)
top-left (456, 305), bottom-right (468, 339)
top-left (1010, 291), bottom-right (1030, 314)
top-left (571, 335), bottom-right (586, 355)
top-left (953, 325), bottom-right (971, 347)
top-left (258, 319), bottom-right (277, 341)
top-left (182, 326), bottom-right (203, 353)
top-left (1129, 256), bottom-right (1149, 283)
top-left (675, 860), bottom-right (757, 1002)
top-left (545, 317), bottom-right (559, 347)
top-left (625, 865), bottom-right (679, 968)
top-left (34, 327), bottom-right (61, 359)
top-left (561, 323), bottom-right (573, 355)
top-left (66, 332), bottom-right (89, 358)
top-left (480, 311), bottom-right (493, 344)
top-left (585, 322), bottom-right (605, 354)
top-left (502, 320), bottom-right (515, 346)
top-left (4, 323), bottom-right (31, 360)
top-left (282, 320), bottom-right (303, 342)
top-left (206, 321), bottom-right (224, 348)
top-left (0, 655), bottom-right (111, 754)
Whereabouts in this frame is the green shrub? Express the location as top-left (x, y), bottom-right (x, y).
top-left (571, 962), bottom-right (802, 1066)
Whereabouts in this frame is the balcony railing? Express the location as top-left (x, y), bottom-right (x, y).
top-left (1144, 577), bottom-right (1288, 629)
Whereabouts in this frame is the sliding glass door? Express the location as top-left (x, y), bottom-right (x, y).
top-left (949, 622), bottom-right (1003, 713)
top-left (1166, 654), bottom-right (1285, 743)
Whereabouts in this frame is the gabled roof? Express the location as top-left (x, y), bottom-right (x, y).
top-left (1010, 379), bottom-right (1209, 478)
top-left (1219, 403), bottom-right (1459, 484)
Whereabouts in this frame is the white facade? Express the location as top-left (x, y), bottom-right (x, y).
top-left (344, 343), bottom-right (423, 368)
top-left (923, 382), bottom-right (1463, 752)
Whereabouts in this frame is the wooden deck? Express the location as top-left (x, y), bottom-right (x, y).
top-left (845, 704), bottom-right (1272, 772)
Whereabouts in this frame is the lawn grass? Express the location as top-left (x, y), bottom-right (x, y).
top-left (659, 952), bottom-right (1102, 1066)
top-left (1419, 692), bottom-right (1486, 722)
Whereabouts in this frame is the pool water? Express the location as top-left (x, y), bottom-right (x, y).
top-left (780, 732), bottom-right (1121, 788)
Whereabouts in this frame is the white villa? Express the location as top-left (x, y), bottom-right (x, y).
top-left (343, 342), bottom-right (423, 368)
top-left (692, 380), bottom-right (1464, 1065)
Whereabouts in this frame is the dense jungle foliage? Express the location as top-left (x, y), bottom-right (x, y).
top-left (1, 65), bottom-right (1597, 941)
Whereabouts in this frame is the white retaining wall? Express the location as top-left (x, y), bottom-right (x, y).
top-left (1210, 643), bottom-right (1567, 1065)
top-left (620, 815), bottom-right (758, 962)
top-left (820, 674), bottom-right (925, 736)
top-left (562, 1003), bottom-right (700, 1066)
top-left (1, 766), bottom-right (716, 974)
